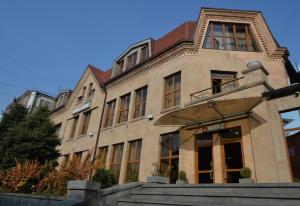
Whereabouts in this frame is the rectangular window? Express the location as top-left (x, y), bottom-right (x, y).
top-left (80, 111), bottom-right (91, 135)
top-left (87, 83), bottom-right (95, 97)
top-left (97, 146), bottom-right (108, 169)
top-left (164, 72), bottom-right (181, 109)
top-left (104, 100), bottom-right (116, 127)
top-left (55, 123), bottom-right (62, 137)
top-left (203, 22), bottom-right (258, 52)
top-left (140, 45), bottom-right (149, 62)
top-left (126, 139), bottom-right (142, 182)
top-left (74, 151), bottom-right (83, 161)
top-left (110, 143), bottom-right (124, 183)
top-left (127, 52), bottom-right (137, 69)
top-left (70, 116), bottom-right (79, 138)
top-left (160, 132), bottom-right (179, 184)
top-left (78, 86), bottom-right (86, 103)
top-left (211, 71), bottom-right (237, 94)
top-left (118, 93), bottom-right (131, 123)
top-left (133, 86), bottom-right (147, 119)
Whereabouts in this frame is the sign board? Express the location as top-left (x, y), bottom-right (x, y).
top-left (73, 101), bottom-right (91, 115)
top-left (197, 123), bottom-right (225, 134)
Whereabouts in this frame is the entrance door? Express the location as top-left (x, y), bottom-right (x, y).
top-left (223, 141), bottom-right (243, 183)
top-left (198, 145), bottom-right (214, 183)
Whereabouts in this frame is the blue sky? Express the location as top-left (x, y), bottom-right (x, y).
top-left (0, 0), bottom-right (299, 113)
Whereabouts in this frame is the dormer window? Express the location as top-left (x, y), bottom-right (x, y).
top-left (203, 22), bottom-right (258, 52)
top-left (140, 45), bottom-right (149, 62)
top-left (127, 52), bottom-right (138, 69)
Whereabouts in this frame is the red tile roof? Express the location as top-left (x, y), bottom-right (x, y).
top-left (88, 21), bottom-right (197, 84)
top-left (153, 21), bottom-right (196, 55)
top-left (88, 64), bottom-right (112, 86)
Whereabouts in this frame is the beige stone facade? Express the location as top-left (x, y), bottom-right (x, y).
top-left (51, 8), bottom-right (299, 184)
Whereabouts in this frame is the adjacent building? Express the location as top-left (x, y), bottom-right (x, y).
top-left (6, 90), bottom-right (55, 113)
top-left (51, 8), bottom-right (300, 184)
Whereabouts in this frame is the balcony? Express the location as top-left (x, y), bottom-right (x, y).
top-left (190, 77), bottom-right (244, 103)
top-left (188, 61), bottom-right (272, 106)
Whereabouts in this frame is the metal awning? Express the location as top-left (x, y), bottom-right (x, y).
top-left (154, 97), bottom-right (263, 126)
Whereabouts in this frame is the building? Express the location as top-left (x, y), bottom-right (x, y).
top-left (6, 90), bottom-right (55, 113)
top-left (51, 8), bottom-right (300, 184)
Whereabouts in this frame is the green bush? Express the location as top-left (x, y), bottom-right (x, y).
top-left (240, 167), bottom-right (251, 178)
top-left (178, 170), bottom-right (187, 181)
top-left (92, 169), bottom-right (117, 189)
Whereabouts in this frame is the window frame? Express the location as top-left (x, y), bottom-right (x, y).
top-left (126, 52), bottom-right (138, 69)
top-left (203, 22), bottom-right (259, 52)
top-left (79, 110), bottom-right (91, 135)
top-left (104, 99), bottom-right (116, 128)
top-left (160, 132), bottom-right (180, 183)
top-left (163, 72), bottom-right (181, 109)
top-left (97, 146), bottom-right (109, 169)
top-left (126, 139), bottom-right (142, 183)
top-left (110, 143), bottom-right (124, 183)
top-left (210, 70), bottom-right (237, 95)
top-left (70, 115), bottom-right (79, 138)
top-left (133, 86), bottom-right (148, 119)
top-left (117, 93), bottom-right (131, 123)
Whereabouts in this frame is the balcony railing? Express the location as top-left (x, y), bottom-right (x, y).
top-left (190, 77), bottom-right (244, 102)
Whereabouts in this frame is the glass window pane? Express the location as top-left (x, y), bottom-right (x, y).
top-left (225, 38), bottom-right (236, 50)
top-left (236, 25), bottom-right (246, 38)
top-left (142, 88), bottom-right (147, 102)
top-left (172, 133), bottom-right (179, 156)
top-left (213, 37), bottom-right (224, 50)
top-left (203, 36), bottom-right (212, 48)
top-left (129, 143), bottom-right (135, 161)
top-left (174, 74), bottom-right (181, 90)
top-left (248, 39), bottom-right (257, 52)
top-left (213, 23), bottom-right (223, 37)
top-left (161, 136), bottom-right (170, 157)
top-left (136, 140), bottom-right (142, 160)
top-left (170, 158), bottom-right (179, 183)
top-left (141, 103), bottom-right (146, 116)
top-left (166, 77), bottom-right (173, 94)
top-left (205, 23), bottom-right (211, 37)
top-left (224, 24), bottom-right (234, 37)
top-left (160, 159), bottom-right (169, 175)
top-left (237, 39), bottom-right (247, 51)
top-left (165, 95), bottom-right (172, 109)
top-left (174, 92), bottom-right (180, 106)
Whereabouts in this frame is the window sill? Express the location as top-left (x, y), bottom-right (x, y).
top-left (161, 106), bottom-right (181, 114)
top-left (130, 116), bottom-right (146, 123)
top-left (114, 122), bottom-right (127, 128)
top-left (100, 126), bottom-right (113, 132)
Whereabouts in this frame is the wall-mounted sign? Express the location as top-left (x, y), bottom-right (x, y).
top-left (73, 101), bottom-right (91, 115)
top-left (198, 123), bottom-right (225, 133)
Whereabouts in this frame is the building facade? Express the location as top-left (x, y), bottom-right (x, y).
top-left (6, 90), bottom-right (54, 113)
top-left (51, 8), bottom-right (300, 184)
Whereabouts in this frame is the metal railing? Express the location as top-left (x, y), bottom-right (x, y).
top-left (190, 77), bottom-right (244, 102)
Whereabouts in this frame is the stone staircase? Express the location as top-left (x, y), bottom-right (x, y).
top-left (116, 183), bottom-right (300, 206)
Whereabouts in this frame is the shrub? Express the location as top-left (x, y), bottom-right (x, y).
top-left (92, 169), bottom-right (117, 189)
top-left (0, 160), bottom-right (40, 193)
top-left (37, 151), bottom-right (103, 195)
top-left (178, 170), bottom-right (187, 181)
top-left (240, 167), bottom-right (251, 178)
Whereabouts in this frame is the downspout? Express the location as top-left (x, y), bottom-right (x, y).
top-left (89, 86), bottom-right (107, 179)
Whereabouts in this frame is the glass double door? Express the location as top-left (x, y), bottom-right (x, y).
top-left (197, 127), bottom-right (244, 183)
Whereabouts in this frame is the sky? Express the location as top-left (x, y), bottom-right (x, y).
top-left (0, 0), bottom-right (300, 114)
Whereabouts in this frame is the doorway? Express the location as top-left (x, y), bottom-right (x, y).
top-left (196, 126), bottom-right (244, 183)
top-left (198, 145), bottom-right (214, 183)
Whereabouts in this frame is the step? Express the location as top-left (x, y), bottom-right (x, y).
top-left (140, 183), bottom-right (300, 196)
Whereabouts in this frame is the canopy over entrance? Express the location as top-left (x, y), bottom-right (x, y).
top-left (154, 97), bottom-right (263, 127)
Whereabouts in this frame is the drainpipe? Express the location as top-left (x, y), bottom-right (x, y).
top-left (89, 86), bottom-right (107, 179)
